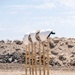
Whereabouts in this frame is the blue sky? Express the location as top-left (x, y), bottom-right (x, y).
top-left (0, 0), bottom-right (75, 40)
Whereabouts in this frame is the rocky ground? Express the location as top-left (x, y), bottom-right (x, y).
top-left (50, 37), bottom-right (75, 67)
top-left (0, 37), bottom-right (75, 75)
top-left (0, 37), bottom-right (75, 67)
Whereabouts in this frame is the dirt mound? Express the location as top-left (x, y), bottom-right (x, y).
top-left (50, 37), bottom-right (75, 66)
top-left (0, 40), bottom-right (25, 63)
top-left (0, 37), bottom-right (75, 67)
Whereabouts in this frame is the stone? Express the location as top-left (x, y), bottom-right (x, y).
top-left (0, 40), bottom-right (5, 43)
top-left (15, 48), bottom-right (20, 51)
top-left (51, 50), bottom-right (58, 55)
top-left (53, 37), bottom-right (60, 43)
top-left (69, 59), bottom-right (75, 66)
top-left (0, 45), bottom-right (4, 48)
top-left (50, 57), bottom-right (61, 66)
top-left (13, 40), bottom-right (23, 45)
top-left (59, 55), bottom-right (66, 61)
top-left (68, 42), bottom-right (74, 48)
top-left (50, 40), bottom-right (56, 48)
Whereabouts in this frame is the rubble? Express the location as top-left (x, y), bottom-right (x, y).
top-left (0, 37), bottom-right (75, 67)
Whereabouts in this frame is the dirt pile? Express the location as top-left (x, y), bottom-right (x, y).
top-left (0, 37), bottom-right (75, 67)
top-left (0, 40), bottom-right (25, 63)
top-left (50, 37), bottom-right (75, 66)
